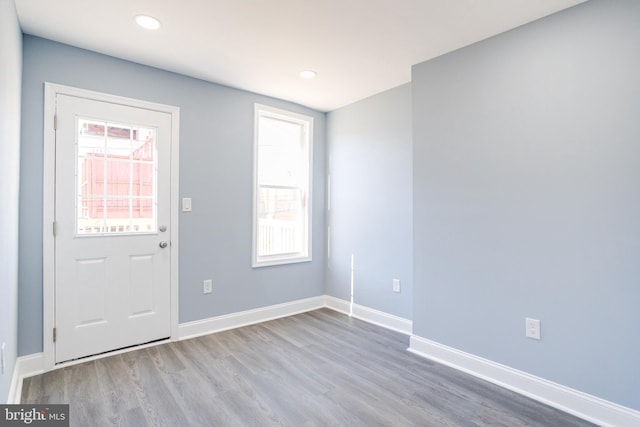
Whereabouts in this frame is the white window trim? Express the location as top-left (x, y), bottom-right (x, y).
top-left (252, 104), bottom-right (313, 268)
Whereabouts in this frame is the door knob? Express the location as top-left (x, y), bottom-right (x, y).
top-left (159, 241), bottom-right (168, 248)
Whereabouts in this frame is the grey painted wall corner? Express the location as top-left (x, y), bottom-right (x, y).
top-left (327, 84), bottom-right (413, 320)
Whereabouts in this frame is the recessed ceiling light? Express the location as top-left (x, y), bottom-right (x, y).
top-left (299, 70), bottom-right (317, 79)
top-left (135, 15), bottom-right (161, 30)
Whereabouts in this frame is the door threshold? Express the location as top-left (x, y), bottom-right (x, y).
top-left (54, 337), bottom-right (171, 369)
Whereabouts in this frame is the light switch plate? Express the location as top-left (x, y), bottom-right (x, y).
top-left (203, 279), bottom-right (213, 294)
top-left (183, 197), bottom-right (192, 212)
top-left (525, 318), bottom-right (541, 340)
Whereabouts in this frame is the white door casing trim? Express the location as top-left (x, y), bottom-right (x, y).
top-left (43, 83), bottom-right (180, 370)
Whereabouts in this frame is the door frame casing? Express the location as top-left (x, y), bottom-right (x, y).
top-left (43, 83), bottom-right (180, 370)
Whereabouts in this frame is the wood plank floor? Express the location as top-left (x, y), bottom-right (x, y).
top-left (22, 309), bottom-right (597, 426)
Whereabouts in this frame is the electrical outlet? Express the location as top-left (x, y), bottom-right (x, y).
top-left (203, 279), bottom-right (213, 294)
top-left (392, 279), bottom-right (401, 293)
top-left (525, 318), bottom-right (541, 340)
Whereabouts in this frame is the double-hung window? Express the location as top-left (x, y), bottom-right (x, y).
top-left (253, 104), bottom-right (313, 267)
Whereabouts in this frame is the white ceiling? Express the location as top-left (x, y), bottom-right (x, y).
top-left (15, 0), bottom-right (587, 112)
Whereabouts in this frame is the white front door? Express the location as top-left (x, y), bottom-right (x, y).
top-left (54, 94), bottom-right (172, 363)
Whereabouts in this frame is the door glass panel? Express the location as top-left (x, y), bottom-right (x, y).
top-left (104, 197), bottom-right (131, 233)
top-left (77, 118), bottom-right (157, 235)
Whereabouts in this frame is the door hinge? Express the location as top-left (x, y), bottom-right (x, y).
top-left (53, 221), bottom-right (57, 236)
top-left (53, 328), bottom-right (57, 342)
top-left (53, 114), bottom-right (57, 130)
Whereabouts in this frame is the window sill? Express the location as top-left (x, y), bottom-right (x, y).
top-left (252, 255), bottom-right (312, 268)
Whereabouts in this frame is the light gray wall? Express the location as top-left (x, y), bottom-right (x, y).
top-left (0, 0), bottom-right (22, 402)
top-left (412, 0), bottom-right (640, 410)
top-left (19, 36), bottom-right (325, 356)
top-left (326, 85), bottom-right (412, 319)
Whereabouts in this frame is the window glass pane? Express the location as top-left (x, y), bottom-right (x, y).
top-left (104, 197), bottom-right (131, 232)
top-left (78, 120), bottom-right (106, 158)
top-left (105, 124), bottom-right (131, 155)
top-left (131, 162), bottom-right (154, 197)
top-left (78, 156), bottom-right (104, 199)
top-left (76, 118), bottom-right (157, 236)
top-left (132, 129), bottom-right (155, 161)
top-left (257, 187), bottom-right (302, 256)
top-left (131, 198), bottom-right (155, 232)
top-left (104, 159), bottom-right (132, 199)
top-left (258, 117), bottom-right (304, 186)
top-left (77, 197), bottom-right (104, 234)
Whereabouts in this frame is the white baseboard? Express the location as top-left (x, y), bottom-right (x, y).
top-left (178, 296), bottom-right (325, 340)
top-left (324, 296), bottom-right (413, 335)
top-left (8, 353), bottom-right (45, 404)
top-left (409, 335), bottom-right (640, 427)
top-left (11, 296), bottom-right (410, 403)
top-left (323, 295), bottom-right (351, 314)
top-left (19, 299), bottom-right (634, 426)
top-left (179, 295), bottom-right (412, 341)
